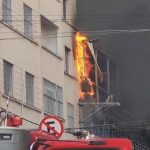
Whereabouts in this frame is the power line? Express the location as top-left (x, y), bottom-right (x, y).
top-left (2, 13), bottom-right (150, 21)
top-left (1, 17), bottom-right (150, 22)
top-left (1, 18), bottom-right (150, 32)
top-left (1, 13), bottom-right (150, 32)
top-left (2, 13), bottom-right (150, 17)
top-left (0, 28), bottom-right (150, 41)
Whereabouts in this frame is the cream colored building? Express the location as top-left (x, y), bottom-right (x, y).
top-left (0, 0), bottom-right (79, 138)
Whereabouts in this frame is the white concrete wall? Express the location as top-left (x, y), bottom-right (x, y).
top-left (0, 0), bottom-right (79, 139)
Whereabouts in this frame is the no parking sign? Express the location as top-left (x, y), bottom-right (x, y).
top-left (39, 115), bottom-right (64, 139)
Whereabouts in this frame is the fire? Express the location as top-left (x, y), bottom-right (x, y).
top-left (75, 32), bottom-right (95, 99)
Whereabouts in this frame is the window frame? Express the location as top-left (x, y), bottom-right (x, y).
top-left (3, 60), bottom-right (13, 97)
top-left (56, 86), bottom-right (63, 117)
top-left (41, 15), bottom-right (58, 54)
top-left (67, 103), bottom-right (74, 128)
top-left (25, 72), bottom-right (34, 106)
top-left (43, 79), bottom-right (63, 118)
top-left (24, 3), bottom-right (33, 37)
top-left (64, 46), bottom-right (71, 74)
top-left (2, 0), bottom-right (12, 25)
top-left (63, 0), bottom-right (67, 20)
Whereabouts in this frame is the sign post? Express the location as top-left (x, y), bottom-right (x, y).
top-left (39, 115), bottom-right (64, 139)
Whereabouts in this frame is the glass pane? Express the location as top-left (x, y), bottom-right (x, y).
top-left (41, 16), bottom-right (58, 53)
top-left (68, 103), bottom-right (74, 117)
top-left (2, 0), bottom-right (12, 25)
top-left (68, 117), bottom-right (74, 128)
top-left (68, 103), bottom-right (74, 128)
top-left (65, 47), bottom-right (70, 73)
top-left (51, 99), bottom-right (56, 115)
top-left (43, 79), bottom-right (56, 99)
top-left (26, 72), bottom-right (34, 106)
top-left (24, 4), bottom-right (32, 37)
top-left (2, 0), bottom-right (11, 9)
top-left (3, 61), bottom-right (13, 96)
top-left (58, 102), bottom-right (63, 117)
top-left (44, 95), bottom-right (52, 113)
top-left (63, 0), bottom-right (67, 20)
top-left (56, 86), bottom-right (63, 102)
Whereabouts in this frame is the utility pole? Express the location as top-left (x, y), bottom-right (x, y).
top-left (94, 49), bottom-right (100, 102)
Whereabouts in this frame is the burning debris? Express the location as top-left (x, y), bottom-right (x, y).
top-left (75, 32), bottom-right (95, 99)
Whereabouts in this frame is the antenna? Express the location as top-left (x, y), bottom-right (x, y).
top-left (5, 92), bottom-right (10, 126)
top-left (21, 71), bottom-right (25, 117)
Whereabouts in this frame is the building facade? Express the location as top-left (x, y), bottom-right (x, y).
top-left (0, 0), bottom-right (79, 138)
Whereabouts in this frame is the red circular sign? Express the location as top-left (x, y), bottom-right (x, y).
top-left (39, 115), bottom-right (64, 139)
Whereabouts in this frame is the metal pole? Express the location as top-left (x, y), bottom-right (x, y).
top-left (95, 49), bottom-right (99, 102)
top-left (116, 66), bottom-right (120, 100)
top-left (107, 58), bottom-right (110, 95)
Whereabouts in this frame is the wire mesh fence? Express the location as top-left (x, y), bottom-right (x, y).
top-left (80, 102), bottom-right (150, 150)
top-left (88, 127), bottom-right (150, 150)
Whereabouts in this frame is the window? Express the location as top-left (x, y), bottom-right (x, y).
top-left (41, 16), bottom-right (58, 54)
top-left (43, 79), bottom-right (63, 117)
top-left (2, 0), bottom-right (12, 25)
top-left (3, 60), bottom-right (13, 96)
top-left (25, 72), bottom-right (34, 106)
top-left (24, 4), bottom-right (32, 37)
top-left (63, 0), bottom-right (67, 20)
top-left (68, 103), bottom-right (74, 128)
top-left (56, 86), bottom-right (63, 117)
top-left (65, 46), bottom-right (70, 74)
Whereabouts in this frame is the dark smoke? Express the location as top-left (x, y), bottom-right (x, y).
top-left (77, 0), bottom-right (150, 120)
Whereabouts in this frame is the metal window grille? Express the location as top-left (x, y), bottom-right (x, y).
top-left (24, 4), bottom-right (32, 37)
top-left (25, 72), bottom-right (34, 106)
top-left (3, 60), bottom-right (13, 96)
top-left (2, 0), bottom-right (12, 25)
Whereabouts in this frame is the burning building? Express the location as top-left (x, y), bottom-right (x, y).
top-left (75, 32), bottom-right (95, 100)
top-left (75, 32), bottom-right (103, 101)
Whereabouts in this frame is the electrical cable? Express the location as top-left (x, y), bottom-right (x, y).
top-left (1, 28), bottom-right (150, 41)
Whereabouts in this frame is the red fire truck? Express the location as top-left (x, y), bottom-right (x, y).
top-left (0, 110), bottom-right (132, 150)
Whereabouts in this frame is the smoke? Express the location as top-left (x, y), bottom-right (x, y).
top-left (77, 0), bottom-right (150, 120)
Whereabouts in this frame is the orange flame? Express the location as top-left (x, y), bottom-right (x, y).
top-left (75, 32), bottom-right (87, 79)
top-left (75, 32), bottom-right (95, 99)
